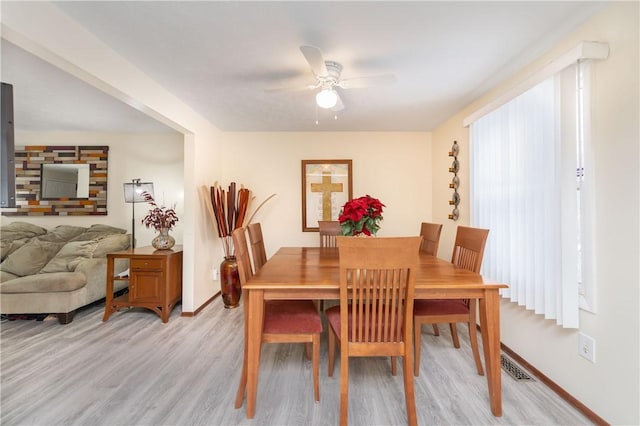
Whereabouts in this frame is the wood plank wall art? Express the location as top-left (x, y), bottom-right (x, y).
top-left (1, 145), bottom-right (108, 216)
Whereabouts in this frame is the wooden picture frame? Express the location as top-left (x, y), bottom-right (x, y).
top-left (301, 159), bottom-right (352, 232)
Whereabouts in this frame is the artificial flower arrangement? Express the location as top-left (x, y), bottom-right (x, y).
top-left (338, 195), bottom-right (385, 236)
top-left (206, 182), bottom-right (251, 258)
top-left (201, 182), bottom-right (276, 258)
top-left (141, 191), bottom-right (179, 232)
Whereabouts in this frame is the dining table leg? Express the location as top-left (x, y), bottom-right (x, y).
top-left (245, 288), bottom-right (265, 419)
top-left (234, 289), bottom-right (249, 409)
top-left (479, 289), bottom-right (502, 417)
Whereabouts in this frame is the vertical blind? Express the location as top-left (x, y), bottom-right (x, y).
top-left (470, 67), bottom-right (580, 328)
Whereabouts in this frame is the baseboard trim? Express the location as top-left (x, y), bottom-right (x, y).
top-left (500, 343), bottom-right (609, 426)
top-left (180, 291), bottom-right (221, 317)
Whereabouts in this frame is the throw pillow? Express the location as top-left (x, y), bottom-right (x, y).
top-left (40, 240), bottom-right (97, 273)
top-left (0, 239), bottom-right (65, 276)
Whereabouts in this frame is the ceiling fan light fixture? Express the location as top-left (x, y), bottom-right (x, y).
top-left (316, 89), bottom-right (338, 109)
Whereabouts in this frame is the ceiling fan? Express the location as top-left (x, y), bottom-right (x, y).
top-left (266, 45), bottom-right (396, 112)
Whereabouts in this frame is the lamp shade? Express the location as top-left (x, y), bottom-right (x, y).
top-left (123, 181), bottom-right (154, 203)
top-left (316, 89), bottom-right (338, 109)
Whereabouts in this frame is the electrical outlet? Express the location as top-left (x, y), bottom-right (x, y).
top-left (211, 268), bottom-right (219, 281)
top-left (578, 332), bottom-right (596, 363)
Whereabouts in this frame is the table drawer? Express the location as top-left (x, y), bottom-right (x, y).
top-left (131, 258), bottom-right (164, 271)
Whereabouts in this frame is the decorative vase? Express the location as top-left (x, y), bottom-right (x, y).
top-left (152, 228), bottom-right (175, 250)
top-left (220, 256), bottom-right (241, 309)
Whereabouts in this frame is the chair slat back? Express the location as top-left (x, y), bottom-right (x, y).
top-left (337, 236), bottom-right (421, 346)
top-left (247, 223), bottom-right (268, 272)
top-left (451, 226), bottom-right (489, 273)
top-left (232, 227), bottom-right (253, 285)
top-left (419, 222), bottom-right (443, 256)
top-left (318, 220), bottom-right (341, 248)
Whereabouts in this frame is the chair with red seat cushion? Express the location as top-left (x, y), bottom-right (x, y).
top-left (391, 222), bottom-right (444, 373)
top-left (419, 222), bottom-right (444, 335)
top-left (413, 225), bottom-right (489, 377)
top-left (232, 227), bottom-right (323, 408)
top-left (326, 236), bottom-right (421, 426)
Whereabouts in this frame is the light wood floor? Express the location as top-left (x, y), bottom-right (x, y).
top-left (1, 300), bottom-right (593, 426)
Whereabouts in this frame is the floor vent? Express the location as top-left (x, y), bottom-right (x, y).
top-left (501, 354), bottom-right (535, 382)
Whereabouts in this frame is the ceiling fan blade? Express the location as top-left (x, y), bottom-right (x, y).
top-left (264, 83), bottom-right (318, 94)
top-left (339, 73), bottom-right (396, 89)
top-left (300, 45), bottom-right (328, 77)
top-left (331, 93), bottom-right (345, 112)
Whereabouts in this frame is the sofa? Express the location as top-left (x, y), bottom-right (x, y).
top-left (0, 222), bottom-right (131, 324)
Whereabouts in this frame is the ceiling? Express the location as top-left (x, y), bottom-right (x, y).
top-left (1, 1), bottom-right (606, 133)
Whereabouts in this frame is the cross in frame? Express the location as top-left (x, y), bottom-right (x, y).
top-left (311, 171), bottom-right (343, 220)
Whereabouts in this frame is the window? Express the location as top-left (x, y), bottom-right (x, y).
top-left (469, 62), bottom-right (594, 328)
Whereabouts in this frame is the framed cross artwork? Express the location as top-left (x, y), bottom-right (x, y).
top-left (301, 159), bottom-right (353, 232)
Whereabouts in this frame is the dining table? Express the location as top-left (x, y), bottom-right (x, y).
top-left (237, 246), bottom-right (508, 419)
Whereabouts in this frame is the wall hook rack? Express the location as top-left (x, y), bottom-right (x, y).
top-left (448, 140), bottom-right (459, 221)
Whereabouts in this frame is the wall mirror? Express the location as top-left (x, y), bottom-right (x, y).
top-left (1, 145), bottom-right (108, 216)
top-left (41, 164), bottom-right (90, 199)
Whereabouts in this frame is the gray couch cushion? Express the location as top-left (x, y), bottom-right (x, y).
top-left (4, 238), bottom-right (29, 256)
top-left (0, 222), bottom-right (47, 242)
top-left (40, 240), bottom-right (97, 273)
top-left (38, 225), bottom-right (87, 242)
top-left (1, 241), bottom-right (12, 261)
top-left (70, 225), bottom-right (127, 242)
top-left (87, 224), bottom-right (127, 234)
top-left (0, 270), bottom-right (19, 282)
top-left (0, 239), bottom-right (65, 276)
top-left (0, 272), bottom-right (86, 293)
top-left (92, 234), bottom-right (131, 258)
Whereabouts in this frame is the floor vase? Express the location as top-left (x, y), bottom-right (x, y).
top-left (220, 256), bottom-right (241, 308)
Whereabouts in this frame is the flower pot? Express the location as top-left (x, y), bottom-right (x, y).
top-left (220, 256), bottom-right (241, 309)
top-left (152, 228), bottom-right (175, 250)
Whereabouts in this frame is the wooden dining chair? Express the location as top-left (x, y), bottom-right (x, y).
top-left (318, 220), bottom-right (341, 248)
top-left (317, 220), bottom-right (341, 310)
top-left (413, 225), bottom-right (489, 377)
top-left (419, 222), bottom-right (443, 256)
top-left (247, 222), bottom-right (268, 272)
top-left (232, 227), bottom-right (323, 408)
top-left (327, 236), bottom-right (422, 426)
top-left (420, 222), bottom-right (443, 337)
top-left (390, 222), bottom-right (443, 373)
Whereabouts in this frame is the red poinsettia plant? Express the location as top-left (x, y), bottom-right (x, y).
top-left (141, 191), bottom-right (179, 232)
top-left (338, 195), bottom-right (385, 236)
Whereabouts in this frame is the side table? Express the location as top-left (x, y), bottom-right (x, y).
top-left (103, 245), bottom-right (183, 323)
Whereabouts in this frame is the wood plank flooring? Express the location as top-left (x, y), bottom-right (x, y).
top-left (1, 300), bottom-right (594, 425)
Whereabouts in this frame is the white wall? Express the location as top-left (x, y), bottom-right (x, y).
top-left (1, 132), bottom-right (184, 248)
top-left (220, 132), bottom-right (432, 261)
top-left (431, 4), bottom-right (639, 424)
top-left (2, 1), bottom-right (225, 311)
